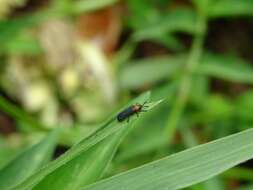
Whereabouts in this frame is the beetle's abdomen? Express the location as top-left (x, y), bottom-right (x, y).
top-left (117, 106), bottom-right (135, 122)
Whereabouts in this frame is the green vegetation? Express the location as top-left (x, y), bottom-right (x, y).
top-left (1, 0), bottom-right (253, 190)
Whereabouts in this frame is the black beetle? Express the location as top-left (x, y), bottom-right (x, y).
top-left (117, 102), bottom-right (148, 122)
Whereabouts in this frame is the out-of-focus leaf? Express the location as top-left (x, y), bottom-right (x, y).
top-left (0, 148), bottom-right (17, 170)
top-left (133, 9), bottom-right (197, 41)
top-left (189, 95), bottom-right (234, 126)
top-left (83, 128), bottom-right (253, 190)
top-left (202, 95), bottom-right (233, 121)
top-left (192, 0), bottom-right (212, 14)
top-left (235, 91), bottom-right (253, 123)
top-left (119, 56), bottom-right (183, 89)
top-left (5, 34), bottom-right (42, 55)
top-left (0, 131), bottom-right (58, 190)
top-left (72, 0), bottom-right (120, 14)
top-left (126, 1), bottom-right (194, 49)
top-left (189, 75), bottom-right (210, 105)
top-left (238, 184), bottom-right (253, 190)
top-left (126, 0), bottom-right (160, 30)
top-left (223, 167), bottom-right (253, 181)
top-left (0, 11), bottom-right (51, 53)
top-left (152, 34), bottom-right (184, 51)
top-left (198, 54), bottom-right (253, 84)
top-left (0, 137), bottom-right (21, 169)
top-left (0, 0), bottom-right (120, 52)
top-left (150, 82), bottom-right (177, 102)
top-left (0, 96), bottom-right (47, 130)
top-left (120, 54), bottom-right (253, 90)
top-left (112, 40), bottom-right (137, 67)
top-left (201, 178), bottom-right (225, 190)
top-left (127, 0), bottom-right (187, 50)
top-left (58, 125), bottom-right (95, 146)
top-left (208, 0), bottom-right (253, 18)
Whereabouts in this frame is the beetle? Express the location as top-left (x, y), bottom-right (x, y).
top-left (117, 101), bottom-right (148, 122)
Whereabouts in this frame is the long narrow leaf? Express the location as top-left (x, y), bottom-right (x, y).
top-left (30, 93), bottom-right (155, 190)
top-left (0, 131), bottom-right (58, 190)
top-left (32, 128), bottom-right (128, 190)
top-left (83, 128), bottom-right (253, 190)
top-left (133, 9), bottom-right (197, 41)
top-left (11, 119), bottom-right (125, 190)
top-left (198, 54), bottom-right (253, 83)
top-left (119, 54), bottom-right (253, 89)
top-left (209, 0), bottom-right (253, 18)
top-left (11, 92), bottom-right (161, 190)
top-left (72, 0), bottom-right (119, 14)
top-left (119, 56), bottom-right (183, 89)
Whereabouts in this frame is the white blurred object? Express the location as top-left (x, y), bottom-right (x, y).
top-left (40, 98), bottom-right (59, 127)
top-left (39, 19), bottom-right (76, 72)
top-left (22, 81), bottom-right (52, 112)
top-left (59, 67), bottom-right (80, 97)
top-left (77, 42), bottom-right (116, 104)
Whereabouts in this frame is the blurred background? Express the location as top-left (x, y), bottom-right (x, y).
top-left (1, 0), bottom-right (253, 189)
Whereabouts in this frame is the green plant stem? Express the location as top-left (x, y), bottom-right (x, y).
top-left (164, 12), bottom-right (207, 141)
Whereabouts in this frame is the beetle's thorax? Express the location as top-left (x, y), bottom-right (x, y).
top-left (132, 105), bottom-right (142, 112)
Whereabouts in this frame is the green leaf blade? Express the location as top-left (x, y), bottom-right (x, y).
top-left (72, 0), bottom-right (119, 14)
top-left (31, 131), bottom-right (124, 190)
top-left (209, 0), bottom-right (253, 18)
top-left (11, 119), bottom-right (125, 190)
top-left (11, 92), bottom-right (162, 190)
top-left (31, 119), bottom-right (135, 190)
top-left (198, 54), bottom-right (253, 84)
top-left (0, 131), bottom-right (58, 190)
top-left (133, 9), bottom-right (197, 41)
top-left (83, 128), bottom-right (253, 190)
top-left (119, 56), bottom-right (183, 89)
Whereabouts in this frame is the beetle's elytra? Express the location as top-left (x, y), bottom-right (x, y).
top-left (117, 102), bottom-right (148, 122)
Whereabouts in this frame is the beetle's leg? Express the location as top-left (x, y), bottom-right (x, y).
top-left (142, 101), bottom-right (149, 110)
top-left (127, 117), bottom-right (130, 123)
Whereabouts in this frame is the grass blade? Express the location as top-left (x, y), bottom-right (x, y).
top-left (119, 56), bottom-right (183, 89)
top-left (32, 129), bottom-right (128, 190)
top-left (72, 0), bottom-right (119, 14)
top-left (83, 128), bottom-right (253, 190)
top-left (198, 54), bottom-right (253, 84)
top-left (0, 131), bottom-right (58, 190)
top-left (30, 93), bottom-right (159, 190)
top-left (209, 0), bottom-right (253, 18)
top-left (11, 119), bottom-right (125, 190)
top-left (11, 92), bottom-right (162, 190)
top-left (120, 54), bottom-right (253, 90)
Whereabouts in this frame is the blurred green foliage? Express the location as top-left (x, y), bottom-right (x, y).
top-left (1, 0), bottom-right (253, 190)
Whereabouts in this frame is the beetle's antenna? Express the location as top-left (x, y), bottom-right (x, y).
top-left (142, 101), bottom-right (147, 106)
